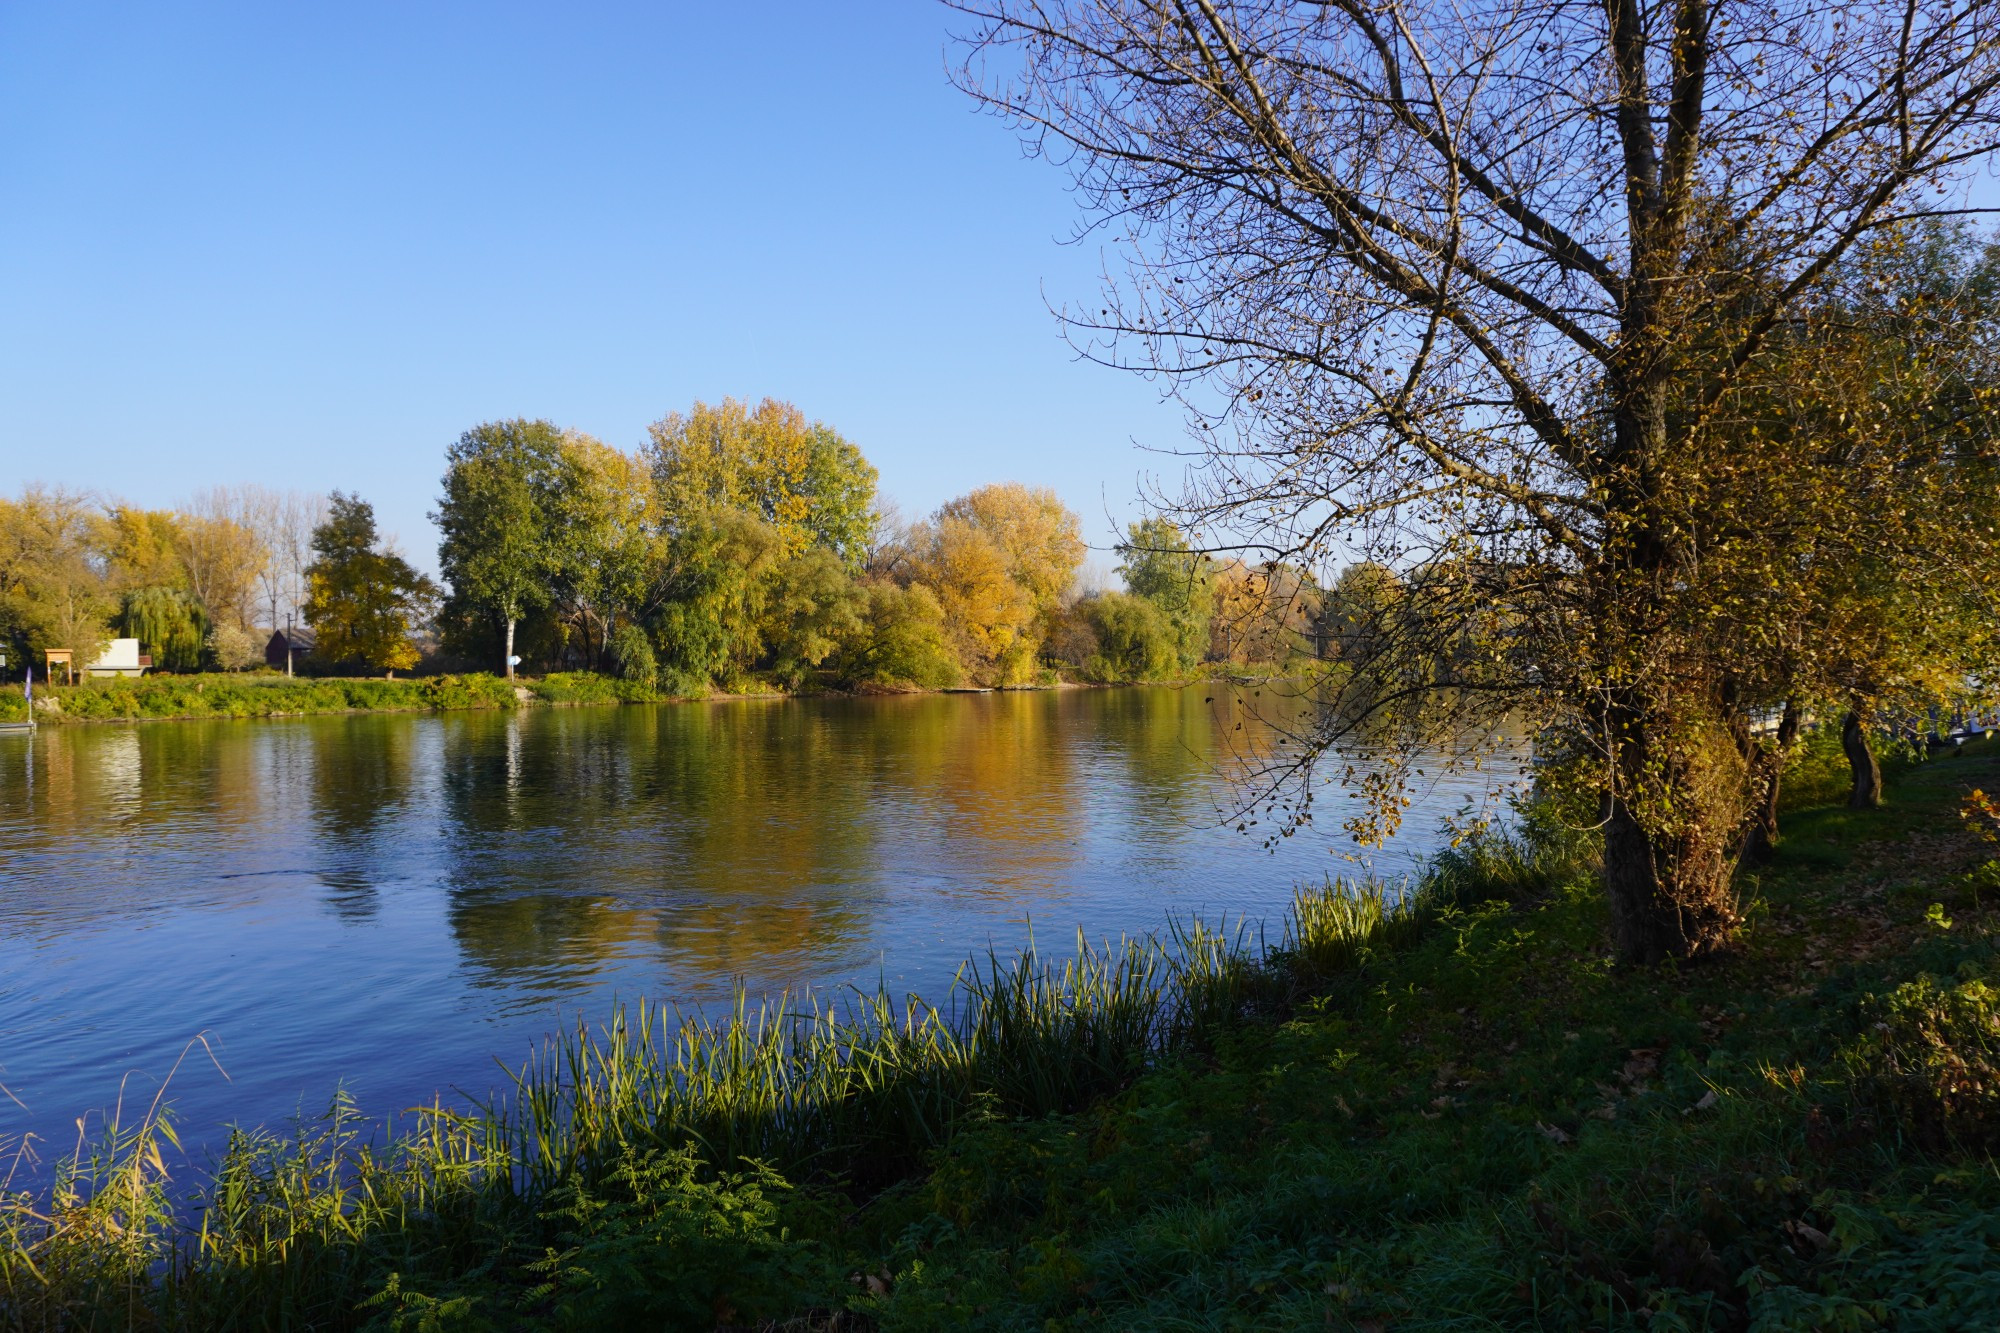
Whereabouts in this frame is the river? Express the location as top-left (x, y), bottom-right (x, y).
top-left (0, 685), bottom-right (1518, 1167)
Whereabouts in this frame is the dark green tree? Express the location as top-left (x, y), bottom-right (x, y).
top-left (117, 585), bottom-right (207, 673)
top-left (303, 493), bottom-right (437, 674)
top-left (1079, 591), bottom-right (1178, 682)
top-left (837, 582), bottom-right (961, 689)
top-left (653, 508), bottom-right (783, 685)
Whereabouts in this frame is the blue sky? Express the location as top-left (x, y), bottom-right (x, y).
top-left (0, 2), bottom-right (1183, 570)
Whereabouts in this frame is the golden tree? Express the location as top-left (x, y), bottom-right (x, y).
top-left (647, 398), bottom-right (878, 563)
top-left (906, 513), bottom-right (1037, 683)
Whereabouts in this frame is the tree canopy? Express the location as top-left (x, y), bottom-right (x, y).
top-left (1117, 518), bottom-right (1214, 670)
top-left (435, 419), bottom-right (570, 677)
top-left (647, 398), bottom-right (878, 564)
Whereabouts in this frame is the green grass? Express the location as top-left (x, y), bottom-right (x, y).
top-left (8, 667), bottom-right (791, 725)
top-left (29, 673), bottom-right (521, 722)
top-left (3, 743), bottom-right (1998, 1330)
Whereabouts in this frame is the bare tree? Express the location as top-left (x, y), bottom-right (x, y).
top-left (180, 487), bottom-right (269, 632)
top-left (952, 0), bottom-right (2000, 960)
top-left (226, 486), bottom-right (329, 636)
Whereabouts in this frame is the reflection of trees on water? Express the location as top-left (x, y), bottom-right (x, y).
top-left (1164, 683), bottom-right (1519, 855)
top-left (1078, 685), bottom-right (1217, 832)
top-left (0, 722), bottom-right (285, 931)
top-left (865, 692), bottom-right (1084, 898)
top-left (432, 696), bottom-right (1124, 996)
top-left (438, 703), bottom-right (887, 993)
top-left (26, 724), bottom-right (252, 849)
top-left (306, 715), bottom-right (427, 919)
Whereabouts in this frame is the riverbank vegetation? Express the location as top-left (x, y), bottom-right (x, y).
top-left (1, 673), bottom-right (520, 724)
top-left (4, 738), bottom-right (1996, 1329)
top-left (0, 486), bottom-right (323, 678)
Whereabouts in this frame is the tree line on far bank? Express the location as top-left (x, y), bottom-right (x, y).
top-left (0, 486), bottom-right (328, 676)
top-left (427, 397), bottom-right (1334, 691)
top-left (0, 397), bottom-right (1345, 691)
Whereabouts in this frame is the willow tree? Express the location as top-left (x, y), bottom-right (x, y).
top-left (954, 0), bottom-right (2000, 960)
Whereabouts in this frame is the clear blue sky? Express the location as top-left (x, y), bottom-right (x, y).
top-left (0, 2), bottom-right (1183, 570)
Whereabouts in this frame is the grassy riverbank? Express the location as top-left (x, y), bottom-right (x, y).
top-left (0, 670), bottom-right (708, 724)
top-left (4, 742), bottom-right (1997, 1330)
top-left (0, 667), bottom-right (1152, 725)
top-left (1, 673), bottom-right (521, 723)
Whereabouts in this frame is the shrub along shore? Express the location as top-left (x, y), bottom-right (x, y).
top-left (0, 668), bottom-right (1136, 726)
top-left (4, 741), bottom-right (1999, 1329)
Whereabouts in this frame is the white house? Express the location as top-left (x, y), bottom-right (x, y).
top-left (86, 639), bottom-right (151, 679)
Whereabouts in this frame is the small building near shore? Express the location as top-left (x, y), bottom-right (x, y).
top-left (57, 638), bottom-right (151, 680)
top-left (265, 626), bottom-right (315, 670)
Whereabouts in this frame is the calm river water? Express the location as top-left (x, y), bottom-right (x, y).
top-left (0, 686), bottom-right (1516, 1166)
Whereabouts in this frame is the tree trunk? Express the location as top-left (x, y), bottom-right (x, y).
top-left (1604, 799), bottom-right (1741, 963)
top-left (505, 616), bottom-right (516, 681)
top-left (1593, 375), bottom-right (1748, 962)
top-left (1843, 709), bottom-right (1881, 809)
top-left (1742, 699), bottom-right (1800, 865)
top-left (1599, 693), bottom-right (1749, 963)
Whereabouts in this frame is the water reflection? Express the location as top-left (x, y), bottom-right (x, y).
top-left (0, 686), bottom-right (1518, 1163)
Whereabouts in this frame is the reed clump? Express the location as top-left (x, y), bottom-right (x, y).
top-left (0, 829), bottom-right (1573, 1331)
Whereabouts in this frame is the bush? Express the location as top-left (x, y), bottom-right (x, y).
top-left (1043, 605), bottom-right (1100, 674)
top-left (1425, 792), bottom-right (1602, 908)
top-left (31, 674), bottom-right (518, 722)
top-left (531, 672), bottom-right (663, 705)
top-left (1841, 965), bottom-right (2000, 1149)
top-left (481, 1147), bottom-right (831, 1331)
top-left (1780, 722), bottom-right (1858, 812)
top-left (839, 583), bottom-right (961, 689)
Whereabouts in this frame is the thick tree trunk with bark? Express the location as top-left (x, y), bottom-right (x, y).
top-left (505, 616), bottom-right (516, 682)
top-left (1843, 709), bottom-right (1881, 809)
top-left (1594, 379), bottom-right (1749, 962)
top-left (1742, 699), bottom-right (1800, 864)
top-left (1604, 796), bottom-right (1742, 963)
top-left (1598, 689), bottom-right (1750, 963)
